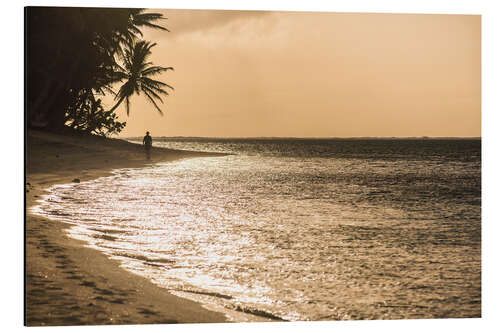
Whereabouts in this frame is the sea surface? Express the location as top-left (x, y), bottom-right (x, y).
top-left (33, 138), bottom-right (481, 321)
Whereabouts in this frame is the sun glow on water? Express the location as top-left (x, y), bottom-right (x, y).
top-left (33, 139), bottom-right (481, 321)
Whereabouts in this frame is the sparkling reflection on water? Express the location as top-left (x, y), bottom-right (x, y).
top-left (34, 139), bottom-right (481, 321)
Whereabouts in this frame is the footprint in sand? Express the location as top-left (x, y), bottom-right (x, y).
top-left (108, 298), bottom-right (126, 304)
top-left (80, 281), bottom-right (97, 288)
top-left (138, 308), bottom-right (158, 316)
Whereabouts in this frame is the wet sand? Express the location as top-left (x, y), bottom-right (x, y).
top-left (25, 130), bottom-right (232, 326)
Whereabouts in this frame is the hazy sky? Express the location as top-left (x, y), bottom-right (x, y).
top-left (107, 9), bottom-right (481, 138)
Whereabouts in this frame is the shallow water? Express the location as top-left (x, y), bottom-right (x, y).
top-left (33, 138), bottom-right (481, 321)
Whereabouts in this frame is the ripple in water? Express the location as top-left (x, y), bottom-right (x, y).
top-left (33, 139), bottom-right (481, 321)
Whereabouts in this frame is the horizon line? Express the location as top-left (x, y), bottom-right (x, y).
top-left (122, 135), bottom-right (482, 140)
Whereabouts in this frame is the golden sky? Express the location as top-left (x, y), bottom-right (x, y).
top-left (108, 9), bottom-right (481, 138)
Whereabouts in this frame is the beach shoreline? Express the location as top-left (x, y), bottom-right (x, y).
top-left (25, 129), bottom-right (240, 326)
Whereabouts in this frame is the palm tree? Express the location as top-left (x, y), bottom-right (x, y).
top-left (129, 9), bottom-right (169, 36)
top-left (108, 40), bottom-right (174, 115)
top-left (27, 7), bottom-right (171, 131)
top-left (106, 9), bottom-right (169, 55)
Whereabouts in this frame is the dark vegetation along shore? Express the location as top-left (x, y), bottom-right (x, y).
top-left (27, 7), bottom-right (173, 136)
top-left (25, 130), bottom-right (231, 326)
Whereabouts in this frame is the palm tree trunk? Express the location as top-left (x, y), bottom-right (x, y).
top-left (107, 95), bottom-right (126, 113)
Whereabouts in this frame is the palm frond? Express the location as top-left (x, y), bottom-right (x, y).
top-left (132, 12), bottom-right (169, 33)
top-left (115, 80), bottom-right (135, 100)
top-left (95, 84), bottom-right (115, 96)
top-left (142, 89), bottom-right (164, 116)
top-left (141, 84), bottom-right (165, 103)
top-left (142, 66), bottom-right (173, 77)
top-left (142, 77), bottom-right (174, 92)
top-left (106, 37), bottom-right (172, 116)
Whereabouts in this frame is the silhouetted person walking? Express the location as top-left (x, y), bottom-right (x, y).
top-left (143, 131), bottom-right (153, 159)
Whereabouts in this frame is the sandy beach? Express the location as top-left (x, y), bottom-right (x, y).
top-left (25, 130), bottom-right (232, 326)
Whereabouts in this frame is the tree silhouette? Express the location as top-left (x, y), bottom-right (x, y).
top-left (26, 7), bottom-right (172, 135)
top-left (108, 40), bottom-right (174, 116)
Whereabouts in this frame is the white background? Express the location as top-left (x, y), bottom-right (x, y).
top-left (3, 0), bottom-right (499, 332)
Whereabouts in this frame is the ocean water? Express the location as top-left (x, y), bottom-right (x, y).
top-left (33, 138), bottom-right (481, 321)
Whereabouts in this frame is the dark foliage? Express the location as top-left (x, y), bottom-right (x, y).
top-left (110, 40), bottom-right (174, 116)
top-left (26, 7), bottom-right (171, 135)
top-left (64, 89), bottom-right (127, 136)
